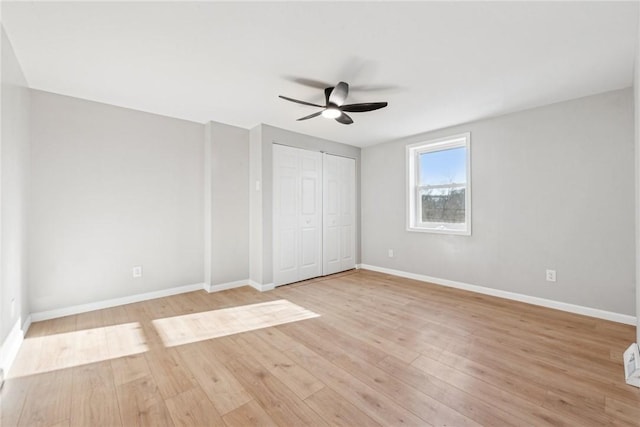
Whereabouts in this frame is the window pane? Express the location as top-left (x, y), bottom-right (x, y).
top-left (420, 187), bottom-right (466, 223)
top-left (419, 146), bottom-right (467, 224)
top-left (407, 133), bottom-right (470, 235)
top-left (419, 147), bottom-right (466, 186)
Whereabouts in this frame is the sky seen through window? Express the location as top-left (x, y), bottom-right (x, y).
top-left (419, 146), bottom-right (466, 185)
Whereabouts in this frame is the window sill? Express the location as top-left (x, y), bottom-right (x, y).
top-left (406, 225), bottom-right (471, 236)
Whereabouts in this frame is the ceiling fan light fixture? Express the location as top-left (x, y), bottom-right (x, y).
top-left (280, 81), bottom-right (387, 124)
top-left (322, 107), bottom-right (341, 119)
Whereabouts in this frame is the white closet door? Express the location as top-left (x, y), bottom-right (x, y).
top-left (273, 145), bottom-right (322, 286)
top-left (298, 149), bottom-right (323, 281)
top-left (273, 145), bottom-right (299, 286)
top-left (323, 154), bottom-right (356, 275)
top-left (323, 154), bottom-right (341, 275)
top-left (339, 155), bottom-right (356, 271)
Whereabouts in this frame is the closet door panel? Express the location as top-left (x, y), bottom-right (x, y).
top-left (273, 145), bottom-right (300, 286)
top-left (323, 154), bottom-right (341, 275)
top-left (340, 156), bottom-right (356, 270)
top-left (273, 144), bottom-right (322, 286)
top-left (298, 149), bottom-right (322, 281)
top-left (323, 154), bottom-right (356, 275)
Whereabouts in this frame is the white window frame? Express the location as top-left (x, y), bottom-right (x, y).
top-left (406, 132), bottom-right (471, 235)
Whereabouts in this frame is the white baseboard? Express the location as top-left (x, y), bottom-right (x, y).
top-left (31, 282), bottom-right (206, 322)
top-left (249, 280), bottom-right (275, 292)
top-left (29, 276), bottom-right (278, 322)
top-left (206, 279), bottom-right (250, 293)
top-left (0, 316), bottom-right (30, 377)
top-left (22, 315), bottom-right (32, 338)
top-left (359, 264), bottom-right (636, 325)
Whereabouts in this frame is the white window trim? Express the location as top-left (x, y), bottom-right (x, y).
top-left (406, 132), bottom-right (471, 235)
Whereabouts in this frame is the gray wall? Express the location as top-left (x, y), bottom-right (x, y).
top-left (250, 124), bottom-right (361, 285)
top-left (635, 13), bottom-right (640, 342)
top-left (0, 26), bottom-right (30, 344)
top-left (249, 125), bottom-right (263, 284)
top-left (29, 91), bottom-right (205, 313)
top-left (362, 89), bottom-right (635, 316)
top-left (207, 121), bottom-right (249, 285)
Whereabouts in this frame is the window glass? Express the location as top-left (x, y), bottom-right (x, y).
top-left (406, 133), bottom-right (471, 235)
top-left (418, 147), bottom-right (466, 224)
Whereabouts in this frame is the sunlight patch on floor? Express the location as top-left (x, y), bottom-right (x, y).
top-left (8, 322), bottom-right (147, 378)
top-left (152, 299), bottom-right (319, 347)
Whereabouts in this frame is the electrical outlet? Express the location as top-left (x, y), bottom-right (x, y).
top-left (10, 299), bottom-right (15, 318)
top-left (388, 249), bottom-right (394, 258)
top-left (546, 269), bottom-right (556, 282)
top-left (132, 266), bottom-right (143, 278)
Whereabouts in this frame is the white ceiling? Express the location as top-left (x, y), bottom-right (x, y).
top-left (2, 1), bottom-right (638, 147)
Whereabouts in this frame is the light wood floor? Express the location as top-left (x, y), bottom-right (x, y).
top-left (2, 269), bottom-right (639, 426)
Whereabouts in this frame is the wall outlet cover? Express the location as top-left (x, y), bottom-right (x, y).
top-left (132, 266), bottom-right (143, 278)
top-left (545, 269), bottom-right (556, 282)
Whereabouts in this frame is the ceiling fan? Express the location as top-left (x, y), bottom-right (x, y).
top-left (279, 81), bottom-right (388, 125)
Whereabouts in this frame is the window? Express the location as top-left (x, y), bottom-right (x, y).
top-left (407, 133), bottom-right (471, 235)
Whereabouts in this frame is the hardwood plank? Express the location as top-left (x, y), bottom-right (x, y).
top-left (277, 319), bottom-right (390, 366)
top-left (224, 354), bottom-right (329, 426)
top-left (23, 319), bottom-right (48, 338)
top-left (69, 361), bottom-right (121, 426)
top-left (176, 343), bottom-right (252, 415)
top-left (105, 320), bottom-right (147, 359)
top-left (74, 323), bottom-right (110, 367)
top-left (232, 332), bottom-right (325, 399)
top-left (435, 337), bottom-right (633, 409)
top-left (0, 375), bottom-right (32, 427)
top-left (164, 386), bottom-right (225, 427)
top-left (304, 387), bottom-right (382, 427)
top-left (411, 354), bottom-right (577, 426)
top-left (18, 368), bottom-right (73, 426)
top-left (284, 343), bottom-right (428, 426)
top-left (542, 390), bottom-right (629, 427)
top-left (99, 304), bottom-right (132, 326)
top-left (604, 396), bottom-right (640, 425)
top-left (377, 355), bottom-right (528, 427)
top-left (42, 315), bottom-right (78, 335)
top-left (111, 353), bottom-right (151, 386)
top-left (115, 375), bottom-right (174, 427)
top-left (284, 290), bottom-right (421, 363)
top-left (144, 347), bottom-right (196, 399)
top-left (332, 353), bottom-right (481, 426)
top-left (251, 324), bottom-right (301, 352)
top-left (427, 346), bottom-right (549, 405)
top-left (222, 400), bottom-right (278, 427)
top-left (443, 332), bottom-right (640, 405)
top-left (75, 309), bottom-right (105, 331)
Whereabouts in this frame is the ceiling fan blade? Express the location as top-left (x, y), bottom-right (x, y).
top-left (283, 76), bottom-right (332, 89)
top-left (278, 95), bottom-right (324, 108)
top-left (329, 81), bottom-right (349, 106)
top-left (324, 87), bottom-right (333, 106)
top-left (335, 113), bottom-right (353, 125)
top-left (341, 102), bottom-right (388, 113)
top-left (297, 111), bottom-right (323, 121)
top-left (350, 84), bottom-right (399, 92)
